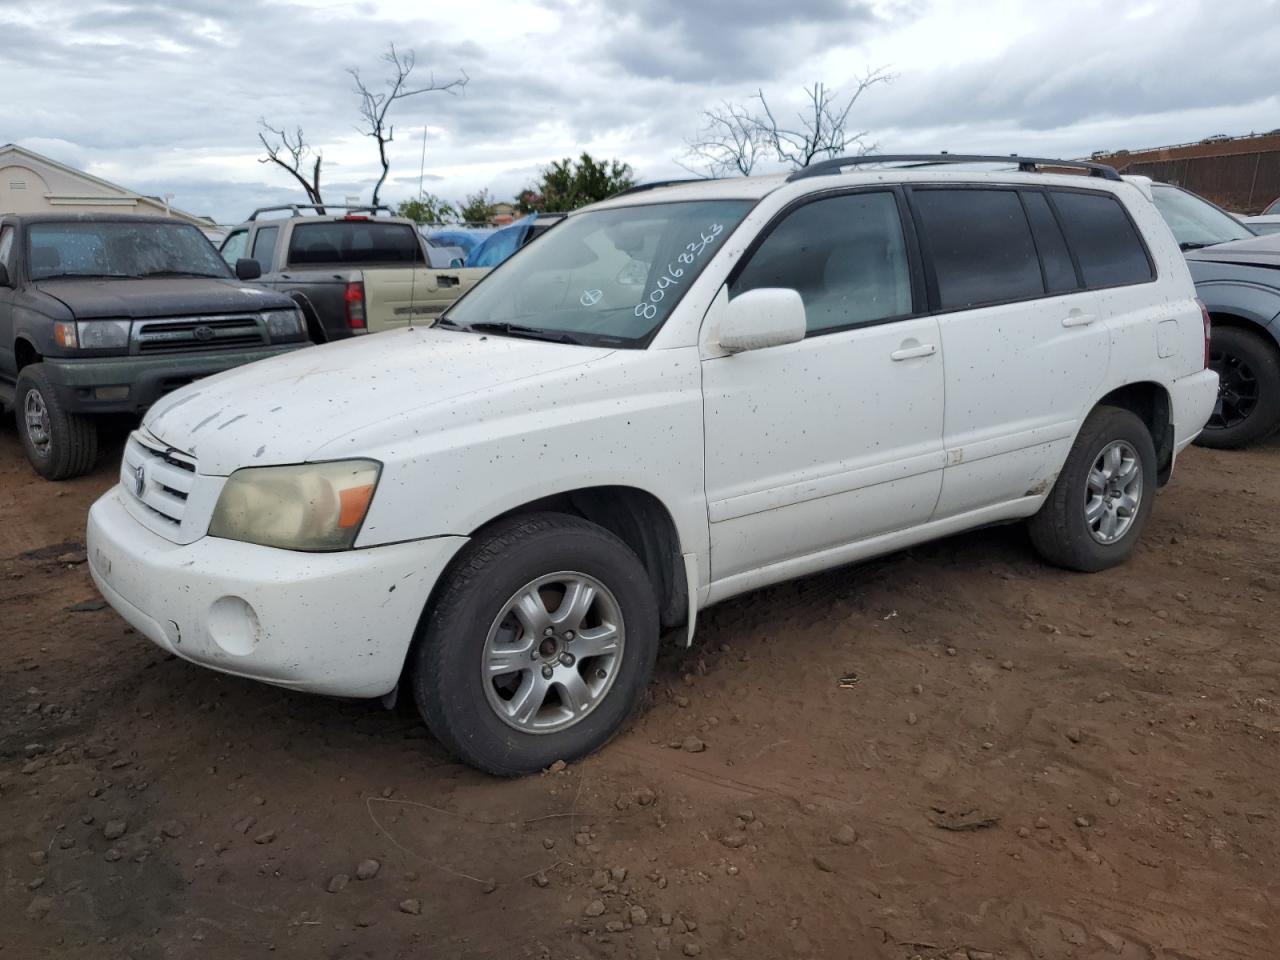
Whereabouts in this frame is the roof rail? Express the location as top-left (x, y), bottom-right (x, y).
top-left (786, 154), bottom-right (1123, 183)
top-left (246, 203), bottom-right (395, 221)
top-left (609, 178), bottom-right (721, 199)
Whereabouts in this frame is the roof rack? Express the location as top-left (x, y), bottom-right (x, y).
top-left (609, 178), bottom-right (721, 199)
top-left (786, 154), bottom-right (1123, 183)
top-left (246, 203), bottom-right (394, 221)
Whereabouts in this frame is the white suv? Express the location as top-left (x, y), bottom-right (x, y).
top-left (87, 155), bottom-right (1218, 775)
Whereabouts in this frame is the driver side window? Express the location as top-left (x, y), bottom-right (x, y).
top-left (0, 226), bottom-right (14, 279)
top-left (220, 230), bottom-right (248, 266)
top-left (731, 191), bottom-right (913, 335)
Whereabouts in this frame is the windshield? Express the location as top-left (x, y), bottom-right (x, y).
top-left (26, 221), bottom-right (231, 281)
top-left (1150, 185), bottom-right (1255, 249)
top-left (443, 200), bottom-right (754, 347)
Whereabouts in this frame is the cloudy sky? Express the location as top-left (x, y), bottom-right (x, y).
top-left (3, 0), bottom-right (1278, 223)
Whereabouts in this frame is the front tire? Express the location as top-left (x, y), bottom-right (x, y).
top-left (1195, 326), bottom-right (1280, 449)
top-left (1028, 406), bottom-right (1156, 572)
top-left (412, 513), bottom-right (659, 776)
top-left (15, 364), bottom-right (99, 480)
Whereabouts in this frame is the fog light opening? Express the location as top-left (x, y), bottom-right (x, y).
top-left (207, 596), bottom-right (262, 657)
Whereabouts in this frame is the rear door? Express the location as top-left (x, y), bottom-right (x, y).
top-left (362, 266), bottom-right (488, 332)
top-left (909, 185), bottom-right (1113, 519)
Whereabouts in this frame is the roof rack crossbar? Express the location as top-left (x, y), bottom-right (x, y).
top-left (247, 203), bottom-right (394, 221)
top-left (608, 177), bottom-right (722, 199)
top-left (785, 154), bottom-right (1123, 183)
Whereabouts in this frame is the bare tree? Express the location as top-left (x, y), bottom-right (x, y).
top-left (754, 69), bottom-right (892, 168)
top-left (349, 44), bottom-right (468, 208)
top-left (677, 69), bottom-right (892, 177)
top-left (677, 101), bottom-right (767, 178)
top-left (257, 120), bottom-right (324, 208)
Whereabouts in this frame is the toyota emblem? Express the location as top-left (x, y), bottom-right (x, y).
top-left (193, 325), bottom-right (216, 342)
top-left (134, 463), bottom-right (147, 498)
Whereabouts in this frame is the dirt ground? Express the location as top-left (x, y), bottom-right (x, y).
top-left (2, 417), bottom-right (1278, 960)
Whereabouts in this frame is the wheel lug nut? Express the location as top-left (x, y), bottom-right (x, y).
top-left (544, 627), bottom-right (554, 637)
top-left (541, 665), bottom-right (553, 680)
top-left (560, 653), bottom-right (575, 667)
top-left (564, 630), bottom-right (575, 641)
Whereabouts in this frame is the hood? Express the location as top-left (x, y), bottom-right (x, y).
top-left (37, 277), bottom-right (295, 319)
top-left (1184, 232), bottom-right (1280, 268)
top-left (143, 326), bottom-right (614, 475)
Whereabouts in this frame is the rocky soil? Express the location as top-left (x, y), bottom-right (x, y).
top-left (2, 417), bottom-right (1278, 959)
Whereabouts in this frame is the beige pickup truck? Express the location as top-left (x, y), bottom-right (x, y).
top-left (361, 264), bottom-right (487, 332)
top-left (219, 205), bottom-right (487, 341)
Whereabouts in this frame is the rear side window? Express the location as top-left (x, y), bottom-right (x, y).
top-left (1050, 191), bottom-right (1153, 288)
top-left (251, 226), bottom-right (278, 271)
top-left (1021, 192), bottom-right (1079, 294)
top-left (913, 189), bottom-right (1042, 310)
top-left (731, 191), bottom-right (913, 334)
top-left (287, 221), bottom-right (425, 266)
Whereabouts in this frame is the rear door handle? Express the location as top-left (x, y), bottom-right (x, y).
top-left (437, 274), bottom-right (459, 288)
top-left (891, 343), bottom-right (937, 361)
top-left (1062, 312), bottom-right (1097, 328)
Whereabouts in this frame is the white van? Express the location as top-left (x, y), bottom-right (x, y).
top-left (87, 155), bottom-right (1218, 775)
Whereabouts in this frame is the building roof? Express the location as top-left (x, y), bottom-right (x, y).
top-left (0, 143), bottom-right (216, 226)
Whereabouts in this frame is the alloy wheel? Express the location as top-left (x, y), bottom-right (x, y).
top-left (23, 388), bottom-right (52, 457)
top-left (481, 572), bottom-right (625, 734)
top-left (1206, 347), bottom-right (1259, 431)
top-left (1084, 439), bottom-right (1143, 544)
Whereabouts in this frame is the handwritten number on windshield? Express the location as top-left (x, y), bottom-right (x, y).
top-left (634, 223), bottom-right (724, 321)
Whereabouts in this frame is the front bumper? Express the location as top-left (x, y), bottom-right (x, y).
top-left (87, 486), bottom-right (467, 697)
top-left (43, 343), bottom-right (308, 415)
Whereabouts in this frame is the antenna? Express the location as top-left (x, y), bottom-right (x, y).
top-left (408, 125), bottom-right (429, 328)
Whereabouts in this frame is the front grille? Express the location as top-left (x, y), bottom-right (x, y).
top-left (121, 433), bottom-right (197, 529)
top-left (134, 315), bottom-right (265, 354)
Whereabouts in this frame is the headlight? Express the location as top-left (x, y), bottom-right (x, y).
top-left (263, 308), bottom-right (305, 341)
top-left (208, 459), bottom-right (381, 551)
top-left (67, 319), bottom-right (131, 350)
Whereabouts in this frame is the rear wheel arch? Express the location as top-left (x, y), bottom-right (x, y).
top-left (1093, 382), bottom-right (1173, 483)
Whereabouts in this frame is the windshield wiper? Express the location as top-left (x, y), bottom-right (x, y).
top-left (450, 321), bottom-right (586, 345)
top-left (35, 272), bottom-right (129, 281)
top-left (137, 270), bottom-right (226, 278)
top-left (1179, 241), bottom-right (1215, 251)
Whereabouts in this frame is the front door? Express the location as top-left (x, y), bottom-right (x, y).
top-left (700, 189), bottom-right (946, 586)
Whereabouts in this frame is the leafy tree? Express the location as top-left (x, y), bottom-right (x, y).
top-left (459, 189), bottom-right (497, 224)
top-left (396, 195), bottom-right (457, 224)
top-left (521, 153), bottom-right (636, 212)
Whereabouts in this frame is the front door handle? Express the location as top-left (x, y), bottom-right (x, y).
top-left (891, 342), bottom-right (937, 361)
top-left (1062, 312), bottom-right (1097, 328)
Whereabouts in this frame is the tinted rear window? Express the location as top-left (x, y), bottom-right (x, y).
top-left (913, 188), bottom-right (1042, 310)
top-left (1050, 191), bottom-right (1153, 288)
top-left (287, 221), bottom-right (424, 266)
top-left (1021, 191), bottom-right (1079, 294)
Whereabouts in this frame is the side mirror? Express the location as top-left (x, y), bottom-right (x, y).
top-left (235, 258), bottom-right (262, 281)
top-left (719, 288), bottom-right (807, 354)
top-left (449, 257), bottom-right (465, 268)
top-left (0, 263), bottom-right (9, 287)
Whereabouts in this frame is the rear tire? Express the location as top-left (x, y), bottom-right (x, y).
top-left (1028, 406), bottom-right (1156, 572)
top-left (15, 364), bottom-right (99, 480)
top-left (412, 513), bottom-right (659, 776)
top-left (1195, 325), bottom-right (1280, 449)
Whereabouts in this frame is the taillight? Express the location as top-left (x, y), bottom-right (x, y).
top-left (1198, 298), bottom-right (1211, 369)
top-left (344, 281), bottom-right (366, 331)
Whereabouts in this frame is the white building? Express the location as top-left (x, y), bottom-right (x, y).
top-left (0, 143), bottom-right (220, 237)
